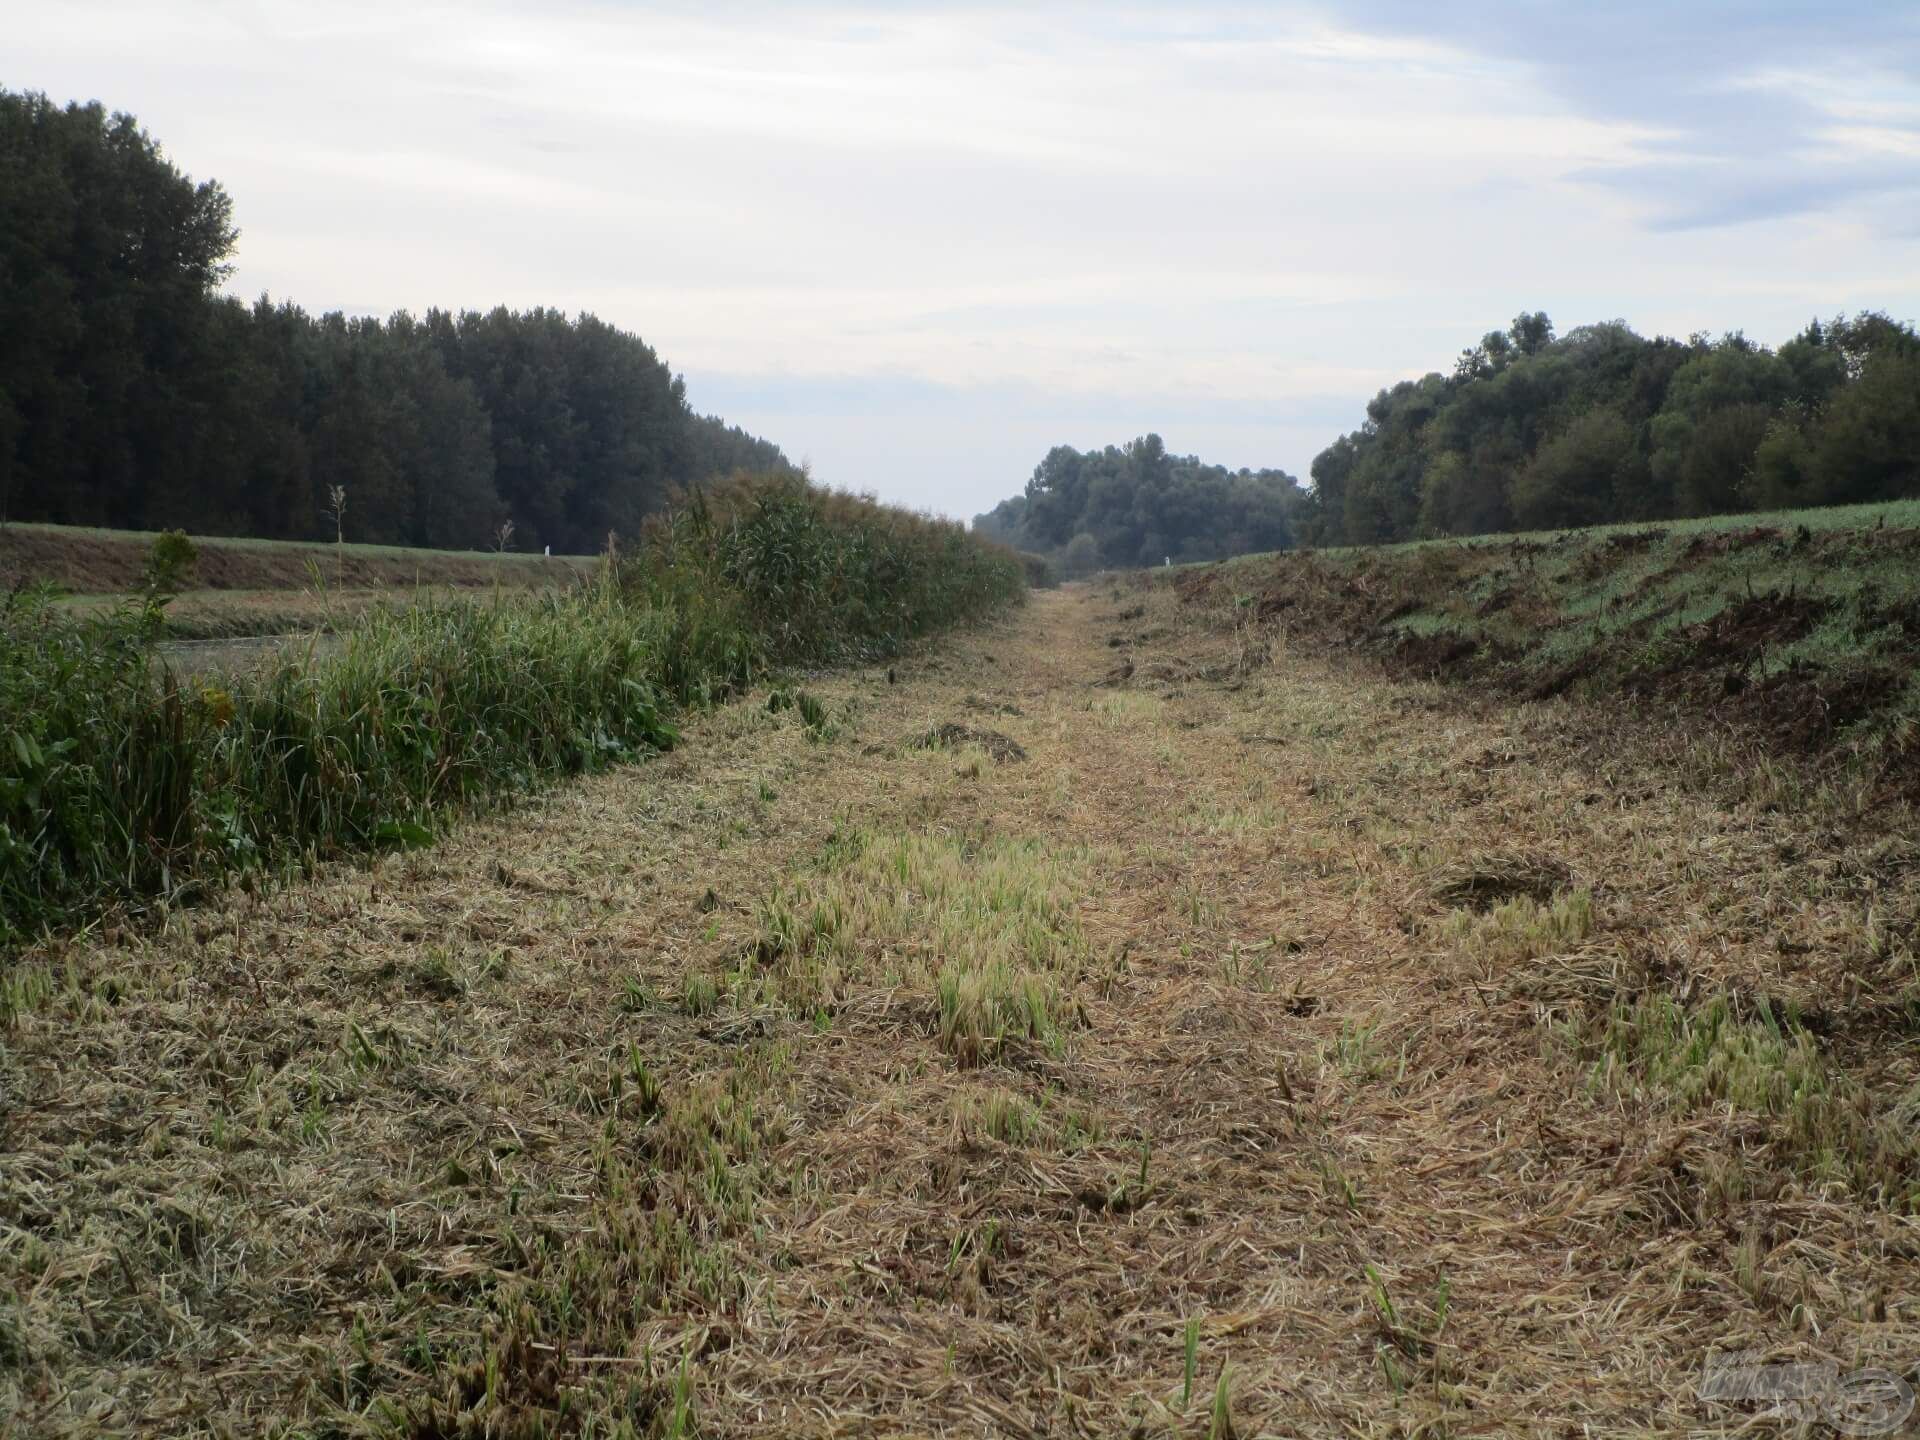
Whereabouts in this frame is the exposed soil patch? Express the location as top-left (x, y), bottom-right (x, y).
top-left (1664, 592), bottom-right (1831, 672)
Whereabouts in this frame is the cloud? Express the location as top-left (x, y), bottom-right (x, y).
top-left (1328, 0), bottom-right (1920, 228)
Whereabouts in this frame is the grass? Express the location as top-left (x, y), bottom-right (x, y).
top-left (2, 518), bottom-right (595, 561)
top-left (0, 518), bottom-right (597, 600)
top-left (1574, 990), bottom-right (1920, 1208)
top-left (749, 827), bottom-right (1090, 1064)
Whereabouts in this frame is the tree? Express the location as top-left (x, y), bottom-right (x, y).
top-left (975, 437), bottom-right (1306, 569)
top-left (0, 89), bottom-right (236, 528)
top-left (1510, 410), bottom-right (1636, 529)
top-left (0, 87), bottom-right (793, 548)
top-left (1801, 351), bottom-right (1920, 505)
top-left (1307, 309), bottom-right (1919, 544)
top-left (1060, 533), bottom-right (1101, 577)
top-left (1510, 311), bottom-right (1554, 356)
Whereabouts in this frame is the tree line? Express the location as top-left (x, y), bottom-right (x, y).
top-left (972, 434), bottom-right (1307, 575)
top-left (0, 88), bottom-right (790, 554)
top-left (1306, 310), bottom-right (1920, 545)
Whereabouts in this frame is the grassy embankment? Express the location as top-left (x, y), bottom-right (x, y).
top-left (0, 477), bottom-right (1024, 949)
top-left (1171, 499), bottom-right (1920, 768)
top-left (0, 522), bottom-right (598, 641)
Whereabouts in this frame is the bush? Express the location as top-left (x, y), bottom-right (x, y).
top-left (144, 529), bottom-right (198, 594)
top-left (1018, 552), bottom-right (1058, 588)
top-left (631, 473), bottom-right (1025, 664)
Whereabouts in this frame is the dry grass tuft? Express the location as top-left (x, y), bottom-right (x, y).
top-left (912, 722), bottom-right (1029, 763)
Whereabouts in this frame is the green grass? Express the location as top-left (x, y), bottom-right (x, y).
top-left (1573, 990), bottom-right (1920, 1209)
top-left (750, 827), bottom-right (1089, 1064)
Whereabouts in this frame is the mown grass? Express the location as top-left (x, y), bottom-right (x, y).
top-left (0, 474), bottom-right (1024, 948)
top-left (749, 827), bottom-right (1091, 1064)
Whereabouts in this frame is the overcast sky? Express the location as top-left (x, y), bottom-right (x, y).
top-left (14, 2), bottom-right (1920, 516)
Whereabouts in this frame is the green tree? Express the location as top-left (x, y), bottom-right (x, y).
top-left (1510, 410), bottom-right (1636, 529)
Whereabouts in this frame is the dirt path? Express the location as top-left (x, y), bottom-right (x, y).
top-left (5, 583), bottom-right (1917, 1437)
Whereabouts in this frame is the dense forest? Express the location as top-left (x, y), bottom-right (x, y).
top-left (973, 435), bottom-right (1307, 575)
top-left (0, 89), bottom-right (789, 553)
top-left (1306, 310), bottom-right (1920, 546)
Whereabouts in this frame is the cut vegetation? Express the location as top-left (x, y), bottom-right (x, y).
top-left (7, 514), bottom-right (1918, 1435)
top-left (1172, 499), bottom-right (1920, 773)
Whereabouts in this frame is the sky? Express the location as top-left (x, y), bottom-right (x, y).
top-left (12, 1), bottom-right (1920, 517)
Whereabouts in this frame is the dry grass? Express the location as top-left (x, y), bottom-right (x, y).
top-left (4, 576), bottom-right (1919, 1436)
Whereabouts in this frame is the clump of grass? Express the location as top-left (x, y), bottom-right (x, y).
top-left (938, 962), bottom-right (1063, 1066)
top-left (767, 685), bottom-right (837, 739)
top-left (951, 1086), bottom-right (1043, 1145)
top-left (1579, 989), bottom-right (1920, 1207)
top-left (1434, 889), bottom-right (1594, 966)
top-left (680, 972), bottom-right (720, 1016)
top-left (750, 828), bottom-right (1089, 1064)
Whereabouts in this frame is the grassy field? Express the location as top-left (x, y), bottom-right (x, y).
top-left (5, 535), bottom-right (1918, 1434)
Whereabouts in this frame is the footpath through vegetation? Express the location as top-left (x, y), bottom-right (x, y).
top-left (6, 571), bottom-right (1918, 1436)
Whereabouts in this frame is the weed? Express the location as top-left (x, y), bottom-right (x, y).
top-left (1210, 1361), bottom-right (1237, 1439)
top-left (1181, 1315), bottom-right (1200, 1408)
top-left (680, 973), bottom-right (720, 1017)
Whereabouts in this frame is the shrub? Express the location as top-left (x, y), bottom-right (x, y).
top-left (144, 529), bottom-right (199, 595)
top-left (634, 474), bottom-right (1025, 664)
top-left (1018, 551), bottom-right (1058, 588)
